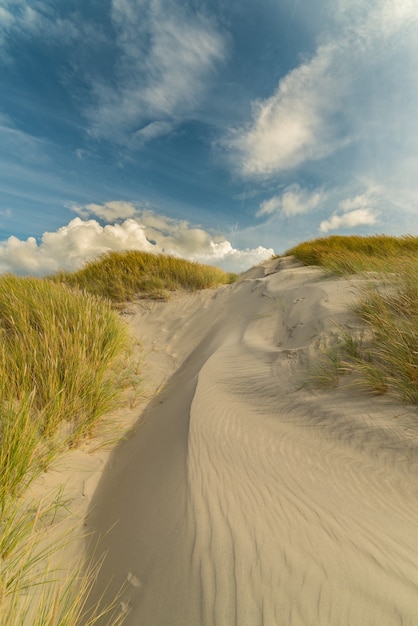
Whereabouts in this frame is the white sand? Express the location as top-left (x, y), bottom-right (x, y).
top-left (76, 258), bottom-right (418, 625)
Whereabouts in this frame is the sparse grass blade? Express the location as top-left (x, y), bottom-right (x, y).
top-left (0, 495), bottom-right (126, 626)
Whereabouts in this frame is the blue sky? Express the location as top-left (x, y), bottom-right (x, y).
top-left (0, 0), bottom-right (417, 274)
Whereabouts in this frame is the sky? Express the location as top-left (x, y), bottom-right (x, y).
top-left (0, 0), bottom-right (417, 275)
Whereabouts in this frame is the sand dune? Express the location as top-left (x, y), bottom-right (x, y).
top-left (84, 258), bottom-right (418, 625)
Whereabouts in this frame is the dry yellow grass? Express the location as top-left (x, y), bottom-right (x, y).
top-left (291, 236), bottom-right (418, 404)
top-left (54, 250), bottom-right (237, 302)
top-left (0, 251), bottom-right (236, 623)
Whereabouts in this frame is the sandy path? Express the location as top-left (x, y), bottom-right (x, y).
top-left (85, 259), bottom-right (418, 625)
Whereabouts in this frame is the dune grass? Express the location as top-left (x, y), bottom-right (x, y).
top-left (0, 493), bottom-right (126, 626)
top-left (291, 236), bottom-right (417, 404)
top-left (285, 234), bottom-right (418, 275)
top-left (54, 250), bottom-right (237, 302)
top-left (0, 274), bottom-right (130, 624)
top-left (0, 275), bottom-right (129, 498)
top-left (1, 238), bottom-right (414, 621)
top-left (0, 252), bottom-right (236, 623)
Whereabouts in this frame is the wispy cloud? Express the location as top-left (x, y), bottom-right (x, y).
top-left (0, 6), bottom-right (14, 28)
top-left (71, 200), bottom-right (140, 221)
top-left (319, 209), bottom-right (377, 233)
top-left (227, 43), bottom-right (346, 177)
top-left (319, 190), bottom-right (379, 233)
top-left (133, 121), bottom-right (175, 146)
top-left (257, 185), bottom-right (324, 217)
top-left (0, 1), bottom-right (84, 49)
top-left (329, 0), bottom-right (418, 42)
top-left (0, 207), bottom-right (274, 275)
top-left (0, 113), bottom-right (50, 163)
top-left (1, 1), bottom-right (217, 146)
top-left (87, 0), bottom-right (227, 143)
top-left (226, 0), bottom-right (418, 180)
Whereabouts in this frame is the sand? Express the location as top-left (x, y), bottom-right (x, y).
top-left (36, 258), bottom-right (418, 625)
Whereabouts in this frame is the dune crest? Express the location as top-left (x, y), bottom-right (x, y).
top-left (85, 259), bottom-right (418, 625)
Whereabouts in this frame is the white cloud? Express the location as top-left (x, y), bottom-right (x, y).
top-left (88, 0), bottom-right (227, 142)
top-left (319, 189), bottom-right (379, 233)
top-left (227, 0), bottom-right (418, 179)
top-left (319, 209), bottom-right (378, 233)
top-left (0, 1), bottom-right (80, 44)
top-left (338, 190), bottom-right (378, 213)
top-left (257, 184), bottom-right (323, 217)
top-left (0, 0), bottom-right (106, 74)
top-left (257, 196), bottom-right (281, 217)
top-left (226, 43), bottom-right (347, 177)
top-left (330, 0), bottom-right (418, 42)
top-left (133, 121), bottom-right (174, 145)
top-left (71, 200), bottom-right (140, 221)
top-left (0, 218), bottom-right (153, 275)
top-left (0, 210), bottom-right (274, 275)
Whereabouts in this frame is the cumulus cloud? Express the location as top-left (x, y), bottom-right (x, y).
top-left (257, 185), bottom-right (323, 217)
top-left (87, 0), bottom-right (227, 142)
top-left (0, 210), bottom-right (274, 275)
top-left (319, 190), bottom-right (379, 233)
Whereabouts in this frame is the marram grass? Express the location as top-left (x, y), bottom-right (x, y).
top-left (1, 251), bottom-right (236, 623)
top-left (0, 494), bottom-right (126, 626)
top-left (54, 250), bottom-right (237, 302)
top-left (0, 275), bottom-right (129, 486)
top-left (1, 238), bottom-right (415, 622)
top-left (297, 236), bottom-right (418, 404)
top-left (0, 274), bottom-right (130, 624)
top-left (285, 234), bottom-right (418, 275)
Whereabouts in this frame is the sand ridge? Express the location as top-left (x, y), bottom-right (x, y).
top-left (84, 258), bottom-right (418, 625)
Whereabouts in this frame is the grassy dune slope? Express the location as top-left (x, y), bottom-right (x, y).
top-left (285, 234), bottom-right (418, 274)
top-left (0, 252), bottom-right (236, 624)
top-left (284, 235), bottom-right (418, 404)
top-left (54, 250), bottom-right (237, 301)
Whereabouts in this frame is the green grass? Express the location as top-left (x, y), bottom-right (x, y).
top-left (292, 236), bottom-right (417, 404)
top-left (54, 250), bottom-right (237, 302)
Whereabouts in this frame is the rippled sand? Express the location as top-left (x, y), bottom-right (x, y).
top-left (84, 258), bottom-right (418, 625)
